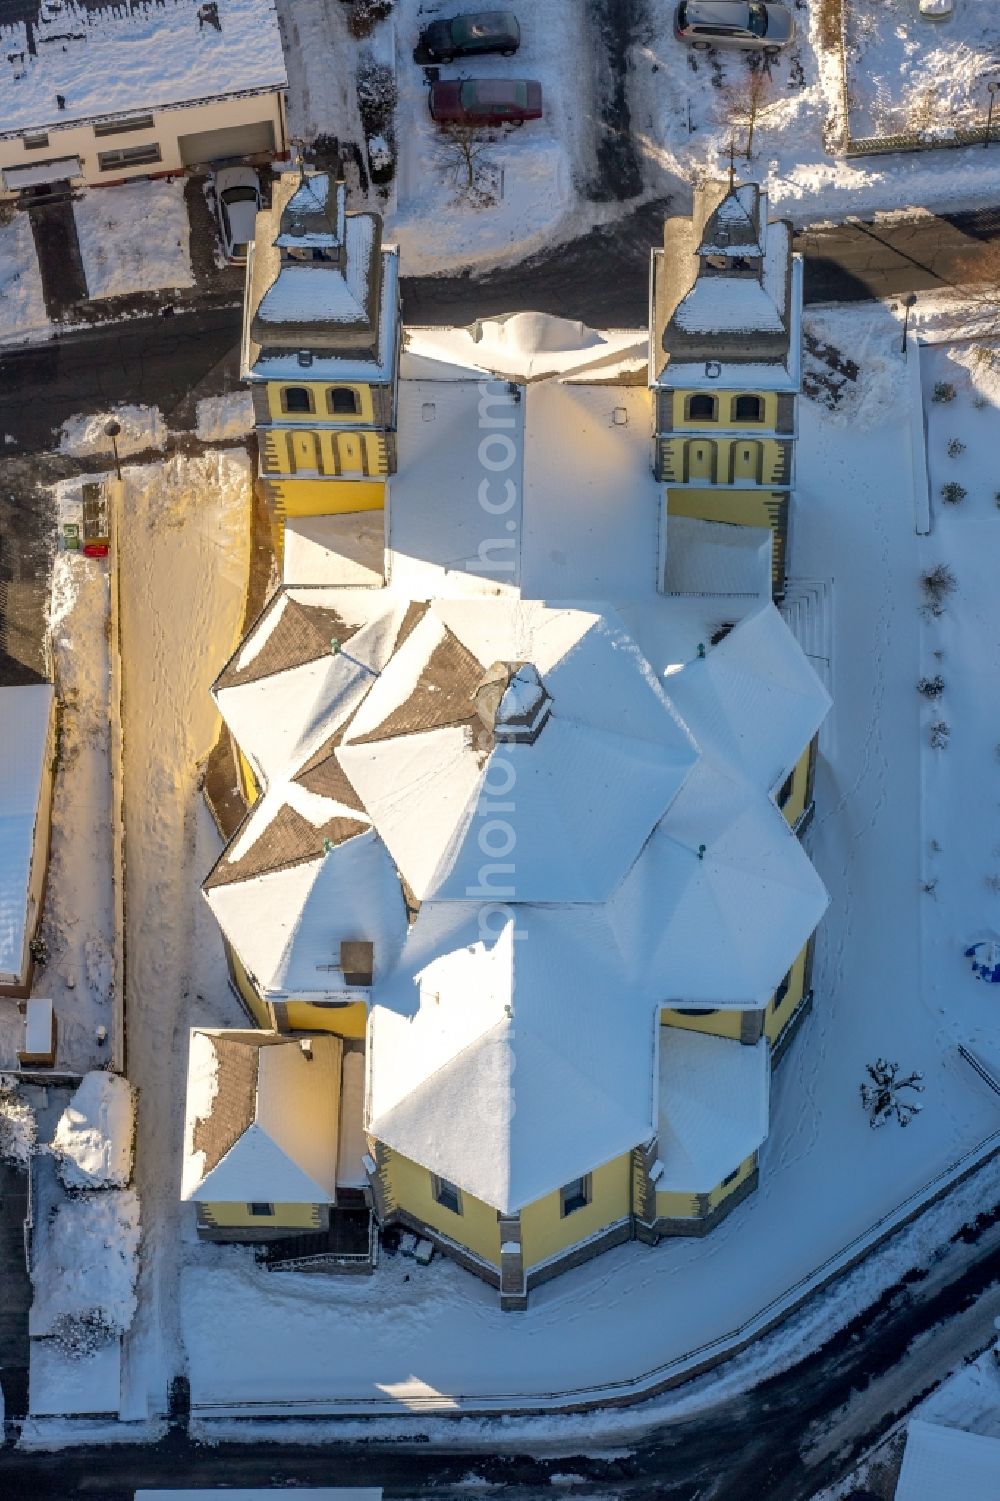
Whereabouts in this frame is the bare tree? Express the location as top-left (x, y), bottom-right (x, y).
top-left (434, 123), bottom-right (497, 205)
top-left (721, 66), bottom-right (775, 160)
top-left (860, 1058), bottom-right (925, 1128)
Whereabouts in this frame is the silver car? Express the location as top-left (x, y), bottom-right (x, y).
top-left (674, 0), bottom-right (795, 49)
top-left (210, 165), bottom-right (261, 264)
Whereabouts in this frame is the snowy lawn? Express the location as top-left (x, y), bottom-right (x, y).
top-left (0, 209), bottom-right (48, 344)
top-left (3, 547), bottom-right (117, 1076)
top-left (633, 0), bottom-right (1000, 225)
top-left (177, 302), bottom-right (1000, 1419)
top-left (844, 0), bottom-right (1000, 142)
top-left (114, 451), bottom-right (251, 1420)
top-left (73, 180), bottom-right (194, 300)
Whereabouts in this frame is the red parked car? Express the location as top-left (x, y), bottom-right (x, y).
top-left (429, 78), bottom-right (543, 125)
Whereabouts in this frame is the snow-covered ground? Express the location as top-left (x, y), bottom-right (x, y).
top-left (194, 391), bottom-right (255, 444)
top-left (0, 210), bottom-right (48, 344)
top-left (844, 0), bottom-right (1000, 142)
top-left (162, 301), bottom-right (999, 1420)
top-left (0, 546), bottom-right (116, 1076)
top-left (73, 181), bottom-right (194, 301)
top-left (633, 0), bottom-right (1000, 225)
top-left (113, 451), bottom-right (251, 1420)
top-left (59, 405), bottom-right (167, 460)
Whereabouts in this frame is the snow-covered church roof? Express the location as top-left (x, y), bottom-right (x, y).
top-left (208, 587), bottom-right (829, 1211)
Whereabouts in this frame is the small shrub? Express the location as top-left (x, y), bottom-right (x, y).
top-left (917, 674), bottom-right (944, 699)
top-left (929, 838), bottom-right (941, 853)
top-left (929, 721), bottom-right (950, 749)
top-left (940, 482), bottom-right (967, 505)
top-left (986, 874), bottom-right (1000, 894)
top-left (973, 394), bottom-right (989, 410)
top-left (946, 438), bottom-right (966, 458)
top-left (932, 382), bottom-right (956, 403)
top-left (922, 879), bottom-right (937, 896)
top-left (347, 0), bottom-right (393, 39)
top-left (817, 0), bottom-right (842, 51)
top-left (356, 57), bottom-right (397, 134)
top-left (921, 563), bottom-right (957, 616)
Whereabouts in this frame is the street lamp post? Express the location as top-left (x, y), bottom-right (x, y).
top-left (901, 293), bottom-right (917, 356)
top-left (986, 81), bottom-right (1000, 148)
top-left (104, 418), bottom-right (122, 481)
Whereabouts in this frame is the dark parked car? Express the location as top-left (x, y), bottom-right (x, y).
top-left (674, 0), bottom-right (795, 49)
top-left (429, 78), bottom-right (542, 125)
top-left (420, 10), bottom-right (520, 62)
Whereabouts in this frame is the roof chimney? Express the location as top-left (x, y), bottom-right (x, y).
top-left (340, 940), bottom-right (374, 986)
top-left (299, 1037), bottom-right (314, 1061)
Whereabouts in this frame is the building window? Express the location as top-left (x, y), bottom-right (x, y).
top-left (776, 768), bottom-right (795, 809)
top-left (97, 142), bottom-right (162, 171)
top-left (686, 394), bottom-right (718, 422)
top-left (721, 1166), bottom-right (740, 1188)
top-left (281, 386), bottom-right (314, 414)
top-left (23, 131), bottom-right (49, 150)
top-left (431, 1175), bottom-right (463, 1215)
top-left (327, 387), bottom-right (360, 416)
top-left (248, 1202), bottom-right (274, 1217)
top-left (677, 1007), bottom-right (718, 1017)
top-left (772, 969), bottom-right (792, 1011)
top-left (93, 113), bottom-right (156, 138)
top-left (559, 1175), bottom-right (591, 1217)
top-left (734, 394), bottom-right (764, 422)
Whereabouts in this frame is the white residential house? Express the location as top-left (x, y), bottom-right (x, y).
top-left (0, 0), bottom-right (287, 199)
top-left (0, 682), bottom-right (55, 999)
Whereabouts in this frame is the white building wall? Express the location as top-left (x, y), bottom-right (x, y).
top-left (0, 89), bottom-right (286, 197)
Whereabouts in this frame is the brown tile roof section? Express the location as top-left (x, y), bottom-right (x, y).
top-left (393, 600), bottom-right (430, 653)
top-left (215, 597), bottom-right (360, 692)
top-left (204, 803), bottom-right (369, 890)
top-left (191, 1036), bottom-right (260, 1176)
top-left (349, 628), bottom-right (484, 747)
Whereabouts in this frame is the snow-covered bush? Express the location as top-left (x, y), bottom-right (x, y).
top-left (52, 1072), bottom-right (135, 1190)
top-left (917, 675), bottom-right (944, 699)
top-left (940, 482), bottom-right (967, 505)
top-left (30, 1189), bottom-right (140, 1352)
top-left (932, 381), bottom-right (956, 403)
top-left (348, 0), bottom-right (392, 39)
top-left (946, 438), bottom-right (966, 458)
top-left (356, 58), bottom-right (397, 134)
top-left (49, 1308), bottom-right (120, 1359)
top-left (860, 1059), bottom-right (924, 1128)
top-left (921, 563), bottom-right (957, 616)
top-left (930, 721), bottom-right (950, 749)
top-left (0, 1077), bottom-right (36, 1168)
top-left (973, 394), bottom-right (989, 410)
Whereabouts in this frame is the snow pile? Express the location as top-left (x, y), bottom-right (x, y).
top-left (31, 1188), bottom-right (140, 1353)
top-left (0, 1075), bottom-right (36, 1167)
top-left (0, 210), bottom-right (49, 345)
top-left (195, 391), bottom-right (255, 443)
top-left (74, 180), bottom-right (194, 300)
top-left (59, 405), bottom-right (166, 458)
top-left (37, 547), bottom-right (115, 1074)
top-left (801, 306), bottom-right (904, 431)
top-left (52, 1072), bottom-right (134, 1190)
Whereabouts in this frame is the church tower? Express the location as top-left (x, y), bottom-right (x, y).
top-left (242, 170), bottom-right (400, 547)
top-left (650, 178), bottom-right (801, 598)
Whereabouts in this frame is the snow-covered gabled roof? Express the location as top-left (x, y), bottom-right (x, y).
top-left (609, 755), bottom-right (828, 1007)
top-left (213, 588), bottom-right (406, 785)
top-left (368, 904), bottom-right (657, 1214)
top-left (181, 1030), bottom-right (342, 1203)
top-left (0, 682), bottom-right (53, 983)
top-left (663, 602), bottom-right (831, 793)
top-left (0, 0), bottom-right (286, 138)
top-left (337, 598), bottom-right (698, 903)
top-left (896, 1419), bottom-right (1000, 1501)
top-left (656, 1028), bottom-right (769, 1192)
top-left (402, 313), bottom-right (648, 383)
top-left (204, 809), bottom-right (406, 999)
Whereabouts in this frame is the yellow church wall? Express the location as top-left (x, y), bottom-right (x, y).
top-left (266, 381), bottom-right (375, 424)
top-left (385, 1149), bottom-right (502, 1267)
top-left (659, 435), bottom-right (787, 486)
top-left (671, 390), bottom-right (779, 431)
top-left (668, 487), bottom-right (782, 530)
top-left (227, 941), bottom-right (271, 1030)
top-left (703, 1151), bottom-right (757, 1211)
top-left (199, 1201), bottom-right (326, 1230)
top-left (284, 1000), bottom-right (367, 1038)
top-left (654, 1188), bottom-right (700, 1219)
top-left (764, 942), bottom-right (810, 1045)
top-left (275, 479), bottom-right (385, 516)
top-left (779, 741), bottom-right (813, 829)
top-left (659, 1008), bottom-right (742, 1040)
top-left (520, 1154), bottom-right (631, 1271)
top-left (260, 430), bottom-right (389, 480)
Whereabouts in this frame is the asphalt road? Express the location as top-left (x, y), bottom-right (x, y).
top-left (0, 1205), bottom-right (996, 1500)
